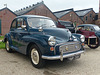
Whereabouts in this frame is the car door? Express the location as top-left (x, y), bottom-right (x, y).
top-left (10, 19), bottom-right (17, 48)
top-left (81, 26), bottom-right (95, 38)
top-left (89, 26), bottom-right (95, 36)
top-left (82, 26), bottom-right (90, 38)
top-left (10, 18), bottom-right (28, 54)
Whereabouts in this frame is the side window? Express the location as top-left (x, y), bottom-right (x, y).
top-left (78, 26), bottom-right (84, 30)
top-left (85, 26), bottom-right (90, 31)
top-left (11, 19), bottom-right (16, 29)
top-left (90, 27), bottom-right (94, 31)
top-left (17, 18), bottom-right (26, 29)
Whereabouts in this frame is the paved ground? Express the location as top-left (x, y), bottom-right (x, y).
top-left (0, 46), bottom-right (100, 75)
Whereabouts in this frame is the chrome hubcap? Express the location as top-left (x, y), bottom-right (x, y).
top-left (31, 48), bottom-right (39, 65)
top-left (6, 41), bottom-right (9, 51)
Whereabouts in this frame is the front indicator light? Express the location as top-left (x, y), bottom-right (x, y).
top-left (82, 43), bottom-right (85, 46)
top-left (50, 47), bottom-right (54, 51)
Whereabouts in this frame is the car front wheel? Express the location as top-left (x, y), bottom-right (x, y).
top-left (29, 45), bottom-right (45, 68)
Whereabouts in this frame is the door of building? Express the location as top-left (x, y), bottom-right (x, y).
top-left (0, 19), bottom-right (1, 34)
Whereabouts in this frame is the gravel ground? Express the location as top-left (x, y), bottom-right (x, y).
top-left (0, 46), bottom-right (100, 75)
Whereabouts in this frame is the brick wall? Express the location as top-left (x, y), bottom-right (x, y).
top-left (83, 10), bottom-right (95, 24)
top-left (25, 4), bottom-right (58, 21)
top-left (58, 11), bottom-right (83, 26)
top-left (97, 0), bottom-right (100, 25)
top-left (0, 8), bottom-right (16, 35)
top-left (99, 0), bottom-right (100, 19)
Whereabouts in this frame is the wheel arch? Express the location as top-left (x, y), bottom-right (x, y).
top-left (26, 42), bottom-right (40, 56)
top-left (4, 33), bottom-right (11, 42)
top-left (4, 38), bottom-right (7, 42)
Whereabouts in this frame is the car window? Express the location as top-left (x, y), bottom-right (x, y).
top-left (27, 18), bottom-right (56, 28)
top-left (17, 18), bottom-right (26, 29)
top-left (84, 26), bottom-right (91, 31)
top-left (90, 27), bottom-right (94, 31)
top-left (94, 26), bottom-right (100, 31)
top-left (60, 21), bottom-right (73, 27)
top-left (77, 26), bottom-right (84, 30)
top-left (11, 19), bottom-right (16, 29)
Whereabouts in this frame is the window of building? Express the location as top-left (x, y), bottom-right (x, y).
top-left (90, 14), bottom-right (92, 17)
top-left (85, 16), bottom-right (88, 21)
top-left (0, 19), bottom-right (1, 34)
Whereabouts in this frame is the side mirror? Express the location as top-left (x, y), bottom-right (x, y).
top-left (39, 27), bottom-right (43, 32)
top-left (21, 25), bottom-right (26, 29)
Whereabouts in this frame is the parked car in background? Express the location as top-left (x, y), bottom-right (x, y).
top-left (56, 20), bottom-right (75, 33)
top-left (77, 24), bottom-right (100, 49)
top-left (4, 15), bottom-right (84, 68)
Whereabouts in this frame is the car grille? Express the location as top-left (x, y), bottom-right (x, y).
top-left (59, 42), bottom-right (81, 53)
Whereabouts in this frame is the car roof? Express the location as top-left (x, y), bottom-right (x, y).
top-left (16, 15), bottom-right (51, 19)
top-left (78, 24), bottom-right (98, 27)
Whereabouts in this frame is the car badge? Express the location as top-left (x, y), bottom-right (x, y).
top-left (66, 46), bottom-right (68, 51)
top-left (75, 45), bottom-right (78, 49)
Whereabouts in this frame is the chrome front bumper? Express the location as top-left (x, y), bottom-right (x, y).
top-left (42, 50), bottom-right (84, 61)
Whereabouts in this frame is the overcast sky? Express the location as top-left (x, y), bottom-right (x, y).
top-left (0, 0), bottom-right (99, 13)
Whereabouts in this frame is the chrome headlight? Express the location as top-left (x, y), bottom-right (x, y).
top-left (48, 36), bottom-right (56, 46)
top-left (80, 35), bottom-right (85, 42)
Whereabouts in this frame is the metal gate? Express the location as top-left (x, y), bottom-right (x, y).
top-left (0, 19), bottom-right (1, 34)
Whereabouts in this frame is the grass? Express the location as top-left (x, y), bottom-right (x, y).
top-left (0, 36), bottom-right (4, 40)
top-left (0, 36), bottom-right (5, 49)
top-left (0, 42), bottom-right (5, 49)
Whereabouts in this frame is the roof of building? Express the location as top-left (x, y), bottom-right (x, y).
top-left (14, 1), bottom-right (57, 20)
top-left (75, 8), bottom-right (93, 17)
top-left (0, 7), bottom-right (17, 16)
top-left (54, 8), bottom-right (73, 18)
top-left (14, 1), bottom-right (44, 16)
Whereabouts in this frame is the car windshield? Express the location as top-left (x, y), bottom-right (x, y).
top-left (27, 18), bottom-right (56, 28)
top-left (60, 21), bottom-right (73, 27)
top-left (94, 26), bottom-right (100, 31)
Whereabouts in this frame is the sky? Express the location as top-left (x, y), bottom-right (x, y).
top-left (0, 0), bottom-right (99, 13)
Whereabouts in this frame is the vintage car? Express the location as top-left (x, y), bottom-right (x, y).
top-left (4, 15), bottom-right (84, 68)
top-left (77, 24), bottom-right (100, 49)
top-left (56, 20), bottom-right (75, 33)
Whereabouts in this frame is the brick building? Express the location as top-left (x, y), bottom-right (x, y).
top-left (96, 0), bottom-right (100, 26)
top-left (0, 8), bottom-right (16, 35)
top-left (99, 0), bottom-right (100, 19)
top-left (75, 8), bottom-right (96, 24)
top-left (54, 8), bottom-right (83, 26)
top-left (14, 1), bottom-right (57, 21)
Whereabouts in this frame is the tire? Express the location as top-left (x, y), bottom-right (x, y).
top-left (5, 40), bottom-right (12, 53)
top-left (29, 45), bottom-right (45, 68)
top-left (88, 44), bottom-right (99, 49)
top-left (87, 38), bottom-right (99, 49)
